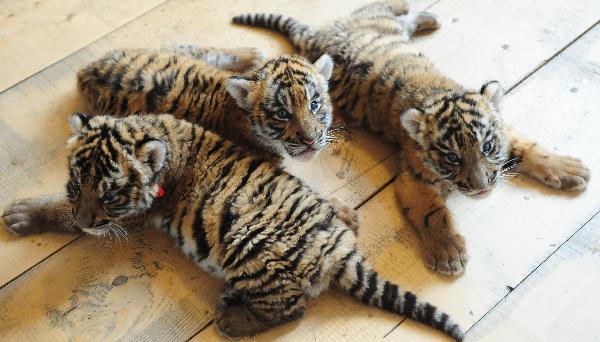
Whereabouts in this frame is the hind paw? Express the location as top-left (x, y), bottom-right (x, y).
top-left (225, 47), bottom-right (266, 72)
top-left (414, 12), bottom-right (441, 31)
top-left (215, 303), bottom-right (270, 338)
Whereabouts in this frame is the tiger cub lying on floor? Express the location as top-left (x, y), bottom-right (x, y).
top-left (77, 45), bottom-right (334, 161)
top-left (2, 114), bottom-right (464, 341)
top-left (233, 0), bottom-right (591, 275)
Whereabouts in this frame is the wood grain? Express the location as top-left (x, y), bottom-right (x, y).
top-left (468, 213), bottom-right (600, 342)
top-left (0, 0), bottom-right (166, 93)
top-left (0, 0), bottom-right (599, 341)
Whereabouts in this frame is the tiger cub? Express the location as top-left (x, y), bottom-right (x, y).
top-left (233, 0), bottom-right (591, 275)
top-left (2, 113), bottom-right (464, 341)
top-left (77, 45), bottom-right (334, 161)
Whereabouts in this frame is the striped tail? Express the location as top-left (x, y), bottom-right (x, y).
top-left (335, 250), bottom-right (465, 341)
top-left (232, 13), bottom-right (309, 49)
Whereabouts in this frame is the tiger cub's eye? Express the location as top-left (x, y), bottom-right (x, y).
top-left (482, 141), bottom-right (492, 154)
top-left (310, 100), bottom-right (320, 112)
top-left (446, 152), bottom-right (460, 163)
top-left (275, 110), bottom-right (291, 121)
top-left (103, 191), bottom-right (118, 204)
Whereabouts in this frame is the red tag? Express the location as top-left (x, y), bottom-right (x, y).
top-left (156, 184), bottom-right (165, 198)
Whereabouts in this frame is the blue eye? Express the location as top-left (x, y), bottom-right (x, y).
top-left (482, 141), bottom-right (492, 153)
top-left (310, 100), bottom-right (320, 112)
top-left (446, 152), bottom-right (460, 163)
top-left (275, 110), bottom-right (291, 121)
top-left (103, 191), bottom-right (118, 204)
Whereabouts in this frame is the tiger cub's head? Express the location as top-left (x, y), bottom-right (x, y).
top-left (401, 81), bottom-right (512, 197)
top-left (226, 54), bottom-right (334, 159)
top-left (65, 113), bottom-right (166, 236)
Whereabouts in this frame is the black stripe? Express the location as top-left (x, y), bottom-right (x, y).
top-left (423, 207), bottom-right (443, 228)
top-left (439, 312), bottom-right (449, 330)
top-left (424, 303), bottom-right (437, 325)
top-left (349, 261), bottom-right (364, 295)
top-left (361, 270), bottom-right (378, 303)
top-left (403, 292), bottom-right (417, 316)
top-left (382, 281), bottom-right (398, 311)
top-left (333, 249), bottom-right (356, 282)
top-left (192, 194), bottom-right (211, 260)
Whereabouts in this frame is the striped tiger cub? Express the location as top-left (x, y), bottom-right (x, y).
top-left (77, 45), bottom-right (335, 161)
top-left (233, 0), bottom-right (591, 275)
top-left (2, 113), bottom-right (464, 340)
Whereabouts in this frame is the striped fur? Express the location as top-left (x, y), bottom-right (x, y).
top-left (233, 0), bottom-right (591, 275)
top-left (77, 46), bottom-right (335, 161)
top-left (2, 113), bottom-right (464, 340)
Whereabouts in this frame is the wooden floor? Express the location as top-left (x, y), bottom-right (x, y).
top-left (0, 0), bottom-right (599, 341)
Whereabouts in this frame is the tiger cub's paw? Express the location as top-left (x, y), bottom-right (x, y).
top-left (414, 12), bottom-right (441, 32)
top-left (388, 0), bottom-right (410, 15)
top-left (227, 47), bottom-right (266, 72)
top-left (330, 197), bottom-right (359, 234)
top-left (422, 231), bottom-right (468, 276)
top-left (2, 198), bottom-right (48, 235)
top-left (215, 303), bottom-right (270, 338)
top-left (525, 151), bottom-right (590, 192)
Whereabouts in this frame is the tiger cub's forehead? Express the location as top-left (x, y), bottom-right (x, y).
top-left (428, 93), bottom-right (500, 143)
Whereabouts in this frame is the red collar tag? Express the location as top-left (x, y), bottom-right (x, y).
top-left (156, 184), bottom-right (165, 198)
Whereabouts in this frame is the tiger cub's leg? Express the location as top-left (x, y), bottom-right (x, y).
top-left (509, 129), bottom-right (590, 191)
top-left (395, 12), bottom-right (441, 39)
top-left (329, 197), bottom-right (359, 234)
top-left (215, 282), bottom-right (306, 338)
top-left (2, 194), bottom-right (78, 235)
top-left (351, 0), bottom-right (410, 17)
top-left (394, 171), bottom-right (467, 276)
top-left (168, 45), bottom-right (265, 72)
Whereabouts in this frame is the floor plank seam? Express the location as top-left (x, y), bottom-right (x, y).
top-left (0, 235), bottom-right (82, 291)
top-left (506, 19), bottom-right (600, 93)
top-left (465, 208), bottom-right (600, 335)
top-left (185, 319), bottom-right (215, 341)
top-left (0, 0), bottom-right (169, 97)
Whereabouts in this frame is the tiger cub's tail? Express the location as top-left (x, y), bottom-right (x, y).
top-left (232, 13), bottom-right (309, 49)
top-left (334, 249), bottom-right (465, 341)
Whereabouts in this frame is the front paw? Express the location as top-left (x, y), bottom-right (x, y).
top-left (527, 153), bottom-right (590, 191)
top-left (422, 231), bottom-right (468, 276)
top-left (2, 199), bottom-right (46, 235)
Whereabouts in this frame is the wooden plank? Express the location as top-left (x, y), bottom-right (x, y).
top-left (412, 0), bottom-right (600, 89)
top-left (0, 0), bottom-right (166, 93)
top-left (0, 229), bottom-right (222, 341)
top-left (0, 0), bottom-right (404, 287)
top-left (1, 1), bottom-right (599, 341)
top-left (192, 17), bottom-right (600, 342)
top-left (467, 213), bottom-right (600, 342)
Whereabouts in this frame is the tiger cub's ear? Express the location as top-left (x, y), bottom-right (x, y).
top-left (226, 76), bottom-right (256, 111)
top-left (68, 112), bottom-right (91, 134)
top-left (400, 108), bottom-right (426, 144)
top-left (136, 140), bottom-right (167, 174)
top-left (480, 80), bottom-right (504, 109)
top-left (314, 54), bottom-right (333, 80)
